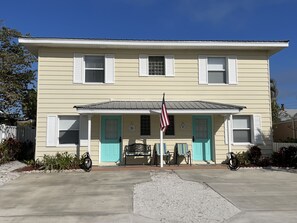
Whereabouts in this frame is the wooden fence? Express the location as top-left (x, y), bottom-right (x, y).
top-left (0, 124), bottom-right (35, 143)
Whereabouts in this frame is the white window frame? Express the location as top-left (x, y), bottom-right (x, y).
top-left (58, 116), bottom-right (79, 146)
top-left (207, 56), bottom-right (227, 85)
top-left (139, 54), bottom-right (174, 77)
top-left (83, 55), bottom-right (105, 84)
top-left (232, 115), bottom-right (252, 145)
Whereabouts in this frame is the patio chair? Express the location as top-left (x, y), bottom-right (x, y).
top-left (154, 143), bottom-right (171, 166)
top-left (175, 143), bottom-right (191, 165)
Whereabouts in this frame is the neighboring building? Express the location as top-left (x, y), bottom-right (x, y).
top-left (19, 38), bottom-right (288, 165)
top-left (273, 109), bottom-right (297, 142)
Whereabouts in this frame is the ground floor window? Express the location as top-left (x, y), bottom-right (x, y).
top-left (165, 115), bottom-right (175, 136)
top-left (59, 116), bottom-right (79, 144)
top-left (232, 115), bottom-right (251, 143)
top-left (140, 115), bottom-right (150, 136)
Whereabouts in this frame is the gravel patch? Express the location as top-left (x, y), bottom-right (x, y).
top-left (134, 171), bottom-right (240, 223)
top-left (0, 161), bottom-right (27, 186)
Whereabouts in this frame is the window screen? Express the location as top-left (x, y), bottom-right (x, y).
top-left (149, 56), bottom-right (165, 75)
top-left (141, 115), bottom-right (151, 135)
top-left (208, 57), bottom-right (226, 84)
top-left (85, 56), bottom-right (105, 83)
top-left (59, 116), bottom-right (79, 144)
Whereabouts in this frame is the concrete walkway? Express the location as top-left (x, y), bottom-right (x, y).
top-left (176, 169), bottom-right (297, 223)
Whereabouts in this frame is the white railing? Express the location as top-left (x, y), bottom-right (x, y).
top-left (272, 142), bottom-right (297, 152)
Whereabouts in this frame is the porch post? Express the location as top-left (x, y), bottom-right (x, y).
top-left (228, 115), bottom-right (232, 153)
top-left (87, 115), bottom-right (92, 154)
top-left (160, 130), bottom-right (164, 168)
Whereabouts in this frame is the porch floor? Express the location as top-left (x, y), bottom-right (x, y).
top-left (91, 164), bottom-right (227, 171)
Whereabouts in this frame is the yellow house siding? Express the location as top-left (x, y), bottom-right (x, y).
top-left (35, 47), bottom-right (272, 164)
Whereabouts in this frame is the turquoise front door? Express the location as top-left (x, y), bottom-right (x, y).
top-left (192, 116), bottom-right (212, 161)
top-left (101, 116), bottom-right (122, 162)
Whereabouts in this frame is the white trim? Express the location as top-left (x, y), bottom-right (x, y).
top-left (87, 115), bottom-right (92, 154)
top-left (19, 38), bottom-right (289, 52)
top-left (76, 109), bottom-right (242, 114)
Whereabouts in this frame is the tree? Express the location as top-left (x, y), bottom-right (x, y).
top-left (0, 25), bottom-right (36, 122)
top-left (270, 79), bottom-right (280, 123)
top-left (22, 89), bottom-right (37, 120)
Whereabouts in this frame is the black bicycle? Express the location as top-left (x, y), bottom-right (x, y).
top-left (226, 152), bottom-right (240, 171)
top-left (82, 152), bottom-right (92, 172)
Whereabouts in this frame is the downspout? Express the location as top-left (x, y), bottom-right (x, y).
top-left (228, 114), bottom-right (232, 153)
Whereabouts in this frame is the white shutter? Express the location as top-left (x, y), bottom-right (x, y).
top-left (79, 115), bottom-right (88, 146)
top-left (46, 115), bottom-right (57, 146)
top-left (227, 56), bottom-right (238, 84)
top-left (253, 114), bottom-right (263, 144)
top-left (139, 54), bottom-right (148, 76)
top-left (105, 54), bottom-right (115, 83)
top-left (165, 55), bottom-right (174, 76)
top-left (73, 53), bottom-right (83, 83)
top-left (198, 56), bottom-right (208, 84)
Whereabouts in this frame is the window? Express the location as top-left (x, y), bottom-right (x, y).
top-left (233, 116), bottom-right (251, 143)
top-left (208, 57), bottom-right (226, 84)
top-left (141, 115), bottom-right (150, 135)
top-left (149, 56), bottom-right (165, 75)
top-left (59, 116), bottom-right (79, 144)
top-left (165, 115), bottom-right (175, 136)
top-left (85, 56), bottom-right (105, 83)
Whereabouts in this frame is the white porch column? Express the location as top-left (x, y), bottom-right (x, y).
top-left (228, 114), bottom-right (232, 153)
top-left (87, 115), bottom-right (92, 154)
top-left (160, 130), bottom-right (164, 168)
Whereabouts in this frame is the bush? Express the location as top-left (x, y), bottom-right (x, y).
top-left (41, 152), bottom-right (81, 171)
top-left (18, 141), bottom-right (35, 161)
top-left (0, 138), bottom-right (22, 164)
top-left (248, 146), bottom-right (262, 164)
top-left (236, 151), bottom-right (251, 166)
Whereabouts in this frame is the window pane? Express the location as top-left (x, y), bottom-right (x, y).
top-left (59, 130), bottom-right (79, 144)
top-left (141, 115), bottom-right (150, 135)
top-left (233, 116), bottom-right (251, 128)
top-left (105, 119), bottom-right (118, 140)
top-left (85, 70), bottom-right (104, 83)
top-left (165, 115), bottom-right (175, 136)
top-left (233, 130), bottom-right (251, 143)
top-left (149, 56), bottom-right (165, 75)
top-left (208, 57), bottom-right (225, 70)
top-left (85, 56), bottom-right (104, 68)
top-left (59, 116), bottom-right (79, 130)
top-left (208, 71), bottom-right (226, 83)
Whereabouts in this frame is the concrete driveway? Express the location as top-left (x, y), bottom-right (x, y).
top-left (176, 169), bottom-right (297, 223)
top-left (0, 171), bottom-right (155, 223)
top-left (0, 168), bottom-right (297, 222)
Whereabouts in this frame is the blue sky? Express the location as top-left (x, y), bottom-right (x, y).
top-left (1, 0), bottom-right (296, 107)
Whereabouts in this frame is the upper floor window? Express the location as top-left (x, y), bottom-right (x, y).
top-left (73, 53), bottom-right (114, 84)
top-left (208, 57), bottom-right (226, 84)
top-left (198, 56), bottom-right (237, 85)
top-left (85, 56), bottom-right (105, 83)
top-left (149, 56), bottom-right (165, 76)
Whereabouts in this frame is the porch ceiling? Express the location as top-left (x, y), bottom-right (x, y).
top-left (74, 100), bottom-right (245, 114)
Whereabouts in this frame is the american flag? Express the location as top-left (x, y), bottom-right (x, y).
top-left (160, 93), bottom-right (170, 132)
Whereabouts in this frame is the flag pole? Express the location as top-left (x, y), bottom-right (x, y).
top-left (160, 128), bottom-right (164, 168)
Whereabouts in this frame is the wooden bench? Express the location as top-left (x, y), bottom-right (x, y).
top-left (124, 143), bottom-right (152, 165)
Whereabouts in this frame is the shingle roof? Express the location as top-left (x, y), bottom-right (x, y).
top-left (74, 100), bottom-right (245, 111)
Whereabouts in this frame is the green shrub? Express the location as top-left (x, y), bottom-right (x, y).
top-left (41, 152), bottom-right (81, 171)
top-left (236, 151), bottom-right (251, 166)
top-left (0, 138), bottom-right (22, 164)
top-left (248, 146), bottom-right (262, 164)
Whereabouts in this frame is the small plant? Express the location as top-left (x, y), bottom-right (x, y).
top-left (248, 146), bottom-right (262, 164)
top-left (41, 152), bottom-right (81, 171)
top-left (236, 151), bottom-right (251, 166)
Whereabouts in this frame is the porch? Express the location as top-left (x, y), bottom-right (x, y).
top-left (74, 100), bottom-right (245, 166)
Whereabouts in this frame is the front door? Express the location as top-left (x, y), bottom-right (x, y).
top-left (101, 116), bottom-right (122, 162)
top-left (192, 116), bottom-right (212, 161)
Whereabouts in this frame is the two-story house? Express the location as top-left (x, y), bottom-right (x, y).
top-left (19, 38), bottom-right (288, 165)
